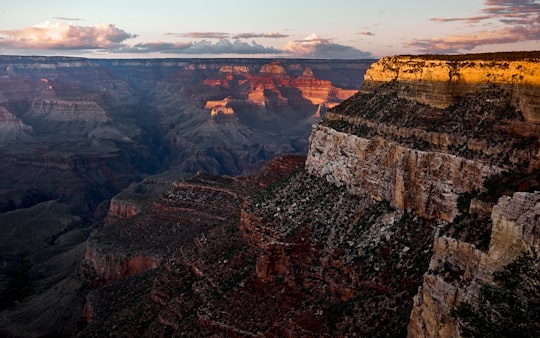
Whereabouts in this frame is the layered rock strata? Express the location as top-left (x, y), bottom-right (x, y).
top-left (304, 52), bottom-right (540, 337)
top-left (362, 53), bottom-right (540, 122)
top-left (409, 191), bottom-right (540, 337)
top-left (308, 52), bottom-right (540, 222)
top-left (307, 125), bottom-right (501, 222)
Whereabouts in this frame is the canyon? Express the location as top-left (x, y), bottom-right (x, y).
top-left (1, 51), bottom-right (540, 337)
top-left (0, 56), bottom-right (372, 337)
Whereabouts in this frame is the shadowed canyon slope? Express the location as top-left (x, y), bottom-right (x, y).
top-left (0, 57), bottom-right (372, 213)
top-left (72, 51), bottom-right (540, 337)
top-left (0, 57), bottom-right (372, 337)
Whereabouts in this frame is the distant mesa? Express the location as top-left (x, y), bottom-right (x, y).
top-left (204, 96), bottom-right (232, 110)
top-left (204, 96), bottom-right (237, 119)
top-left (259, 61), bottom-right (287, 75)
top-left (219, 65), bottom-right (250, 74)
top-left (0, 106), bottom-right (32, 141)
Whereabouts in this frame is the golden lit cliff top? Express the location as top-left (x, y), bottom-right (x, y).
top-left (364, 52), bottom-right (540, 87)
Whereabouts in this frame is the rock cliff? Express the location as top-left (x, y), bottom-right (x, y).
top-left (304, 51), bottom-right (540, 337)
top-left (308, 52), bottom-right (540, 221)
top-left (362, 53), bottom-right (540, 122)
top-left (409, 191), bottom-right (540, 337)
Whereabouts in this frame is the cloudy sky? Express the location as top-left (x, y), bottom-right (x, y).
top-left (0, 0), bottom-right (539, 58)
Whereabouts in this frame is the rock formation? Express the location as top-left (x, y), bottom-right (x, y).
top-left (362, 53), bottom-right (540, 121)
top-left (409, 191), bottom-right (540, 337)
top-left (0, 106), bottom-right (31, 141)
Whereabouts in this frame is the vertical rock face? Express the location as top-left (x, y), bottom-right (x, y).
top-left (362, 54), bottom-right (540, 122)
top-left (306, 125), bottom-right (502, 221)
top-left (409, 191), bottom-right (540, 338)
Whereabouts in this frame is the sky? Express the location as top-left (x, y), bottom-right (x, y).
top-left (0, 0), bottom-right (539, 59)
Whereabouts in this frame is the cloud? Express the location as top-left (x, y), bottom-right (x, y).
top-left (232, 32), bottom-right (289, 39)
top-left (282, 33), bottom-right (372, 58)
top-left (167, 32), bottom-right (231, 39)
top-left (0, 21), bottom-right (135, 50)
top-left (357, 31), bottom-right (375, 36)
top-left (54, 17), bottom-right (83, 21)
top-left (483, 0), bottom-right (540, 14)
top-left (430, 15), bottom-right (492, 23)
top-left (407, 0), bottom-right (540, 53)
top-left (112, 39), bottom-right (283, 55)
top-left (406, 24), bottom-right (540, 53)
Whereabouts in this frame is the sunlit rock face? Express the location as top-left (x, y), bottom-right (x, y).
top-left (362, 53), bottom-right (540, 122)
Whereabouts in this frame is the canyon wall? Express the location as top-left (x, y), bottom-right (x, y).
top-left (306, 125), bottom-right (502, 221)
top-left (0, 56), bottom-right (372, 337)
top-left (304, 52), bottom-right (540, 337)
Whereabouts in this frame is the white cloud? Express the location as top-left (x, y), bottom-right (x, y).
top-left (282, 34), bottom-right (372, 59)
top-left (112, 39), bottom-right (283, 55)
top-left (0, 21), bottom-right (135, 50)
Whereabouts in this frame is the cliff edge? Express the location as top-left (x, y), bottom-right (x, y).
top-left (306, 51), bottom-right (540, 337)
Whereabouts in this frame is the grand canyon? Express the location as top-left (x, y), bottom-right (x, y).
top-left (1, 51), bottom-right (540, 337)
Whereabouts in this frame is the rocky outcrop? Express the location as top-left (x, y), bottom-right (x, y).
top-left (79, 154), bottom-right (435, 337)
top-left (408, 191), bottom-right (540, 337)
top-left (306, 125), bottom-right (502, 222)
top-left (105, 197), bottom-right (143, 224)
top-left (82, 242), bottom-right (160, 287)
top-left (0, 106), bottom-right (31, 141)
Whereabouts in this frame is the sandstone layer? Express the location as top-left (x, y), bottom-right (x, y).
top-left (362, 53), bottom-right (540, 122)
